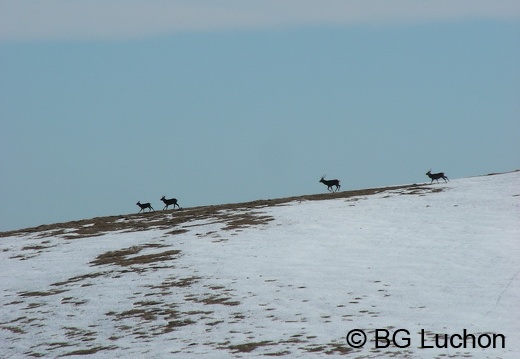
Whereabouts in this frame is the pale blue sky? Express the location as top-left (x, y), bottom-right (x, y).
top-left (1, 1), bottom-right (519, 231)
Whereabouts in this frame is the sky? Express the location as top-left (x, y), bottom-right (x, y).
top-left (1, 1), bottom-right (520, 232)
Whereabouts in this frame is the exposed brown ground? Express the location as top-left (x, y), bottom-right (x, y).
top-left (1, 183), bottom-right (439, 239)
top-left (1, 180), bottom-right (481, 358)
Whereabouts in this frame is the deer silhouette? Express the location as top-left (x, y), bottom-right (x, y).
top-left (319, 176), bottom-right (341, 192)
top-left (136, 201), bottom-right (154, 213)
top-left (160, 196), bottom-right (180, 210)
top-left (426, 170), bottom-right (449, 184)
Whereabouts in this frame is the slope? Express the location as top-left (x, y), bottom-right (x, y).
top-left (1, 171), bottom-right (519, 358)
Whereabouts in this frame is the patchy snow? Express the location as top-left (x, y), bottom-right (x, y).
top-left (1, 171), bottom-right (519, 358)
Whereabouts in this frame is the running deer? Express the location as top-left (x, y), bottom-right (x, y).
top-left (426, 170), bottom-right (449, 184)
top-left (160, 196), bottom-right (180, 210)
top-left (136, 201), bottom-right (154, 213)
top-left (319, 176), bottom-right (341, 192)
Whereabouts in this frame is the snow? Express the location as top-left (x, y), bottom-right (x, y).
top-left (1, 171), bottom-right (519, 358)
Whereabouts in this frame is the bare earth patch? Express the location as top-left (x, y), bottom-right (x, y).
top-left (0, 181), bottom-right (462, 358)
top-left (1, 182), bottom-right (440, 240)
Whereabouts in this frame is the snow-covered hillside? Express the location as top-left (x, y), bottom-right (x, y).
top-left (1, 171), bottom-right (519, 358)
